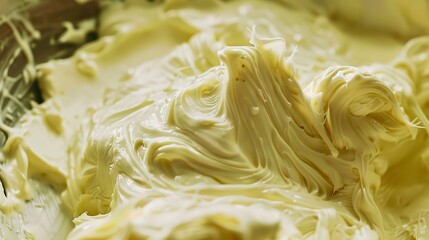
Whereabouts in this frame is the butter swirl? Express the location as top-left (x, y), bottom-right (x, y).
top-left (2, 0), bottom-right (429, 239)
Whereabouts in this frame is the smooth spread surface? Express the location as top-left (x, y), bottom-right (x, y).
top-left (2, 0), bottom-right (429, 239)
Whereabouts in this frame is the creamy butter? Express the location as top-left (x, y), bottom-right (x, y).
top-left (2, 0), bottom-right (429, 239)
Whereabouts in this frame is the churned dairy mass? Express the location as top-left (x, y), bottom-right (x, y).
top-left (1, 0), bottom-right (429, 239)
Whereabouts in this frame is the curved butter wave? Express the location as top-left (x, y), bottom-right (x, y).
top-left (2, 0), bottom-right (429, 239)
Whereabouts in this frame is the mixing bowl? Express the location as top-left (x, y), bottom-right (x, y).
top-left (0, 0), bottom-right (99, 147)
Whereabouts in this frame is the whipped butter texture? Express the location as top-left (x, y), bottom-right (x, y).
top-left (2, 0), bottom-right (429, 239)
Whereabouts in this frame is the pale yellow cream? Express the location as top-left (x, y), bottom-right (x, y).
top-left (2, 0), bottom-right (429, 239)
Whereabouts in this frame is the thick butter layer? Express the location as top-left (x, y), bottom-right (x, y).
top-left (2, 0), bottom-right (429, 239)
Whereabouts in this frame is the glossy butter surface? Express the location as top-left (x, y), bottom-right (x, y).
top-left (2, 0), bottom-right (429, 239)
